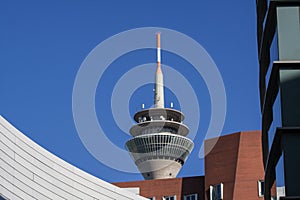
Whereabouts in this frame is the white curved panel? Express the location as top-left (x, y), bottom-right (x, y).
top-left (0, 116), bottom-right (147, 200)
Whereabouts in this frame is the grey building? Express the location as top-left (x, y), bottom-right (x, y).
top-left (256, 0), bottom-right (300, 199)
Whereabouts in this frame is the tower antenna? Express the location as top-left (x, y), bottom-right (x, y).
top-left (154, 33), bottom-right (164, 108)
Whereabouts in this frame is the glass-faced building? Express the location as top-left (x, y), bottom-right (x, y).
top-left (256, 0), bottom-right (300, 199)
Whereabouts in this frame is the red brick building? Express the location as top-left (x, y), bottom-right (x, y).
top-left (114, 176), bottom-right (205, 200)
top-left (205, 131), bottom-right (267, 200)
top-left (205, 131), bottom-right (276, 200)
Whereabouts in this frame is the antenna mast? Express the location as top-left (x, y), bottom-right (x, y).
top-left (154, 33), bottom-right (164, 108)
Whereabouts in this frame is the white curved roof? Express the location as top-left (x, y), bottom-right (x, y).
top-left (0, 115), bottom-right (147, 200)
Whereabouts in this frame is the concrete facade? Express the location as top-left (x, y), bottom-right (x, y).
top-left (0, 115), bottom-right (147, 200)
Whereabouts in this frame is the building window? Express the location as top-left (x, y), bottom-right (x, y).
top-left (163, 195), bottom-right (176, 200)
top-left (258, 180), bottom-right (264, 197)
top-left (184, 193), bottom-right (198, 200)
top-left (209, 183), bottom-right (223, 200)
top-left (148, 197), bottom-right (155, 200)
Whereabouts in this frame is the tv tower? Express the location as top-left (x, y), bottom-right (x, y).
top-left (126, 33), bottom-right (194, 180)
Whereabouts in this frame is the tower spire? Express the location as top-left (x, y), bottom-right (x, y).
top-left (154, 33), bottom-right (164, 108)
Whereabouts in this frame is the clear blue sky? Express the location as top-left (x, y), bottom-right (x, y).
top-left (1, 1), bottom-right (262, 182)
